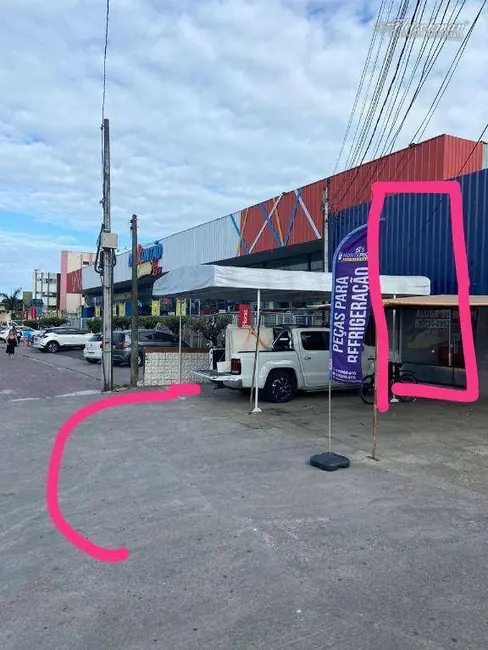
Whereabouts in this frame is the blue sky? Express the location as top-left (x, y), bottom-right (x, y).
top-left (0, 0), bottom-right (486, 294)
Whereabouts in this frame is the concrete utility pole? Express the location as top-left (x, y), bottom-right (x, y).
top-left (322, 180), bottom-right (329, 273)
top-left (101, 118), bottom-right (117, 392)
top-left (130, 214), bottom-right (139, 388)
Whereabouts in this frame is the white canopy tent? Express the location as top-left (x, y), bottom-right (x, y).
top-left (152, 265), bottom-right (431, 302)
top-left (152, 265), bottom-right (431, 413)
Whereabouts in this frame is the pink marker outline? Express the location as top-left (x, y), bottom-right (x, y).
top-left (367, 180), bottom-right (479, 413)
top-left (46, 383), bottom-right (201, 563)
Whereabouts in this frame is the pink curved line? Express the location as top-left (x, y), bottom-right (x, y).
top-left (46, 383), bottom-right (201, 563)
top-left (367, 180), bottom-right (479, 412)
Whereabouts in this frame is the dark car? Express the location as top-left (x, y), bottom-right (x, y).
top-left (112, 329), bottom-right (190, 367)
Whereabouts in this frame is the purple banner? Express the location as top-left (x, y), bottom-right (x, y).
top-left (329, 224), bottom-right (371, 384)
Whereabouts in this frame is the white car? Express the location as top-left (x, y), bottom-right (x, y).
top-left (83, 333), bottom-right (103, 363)
top-left (0, 326), bottom-right (23, 343)
top-left (33, 327), bottom-right (91, 353)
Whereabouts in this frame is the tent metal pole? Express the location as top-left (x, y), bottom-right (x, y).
top-left (251, 289), bottom-right (262, 414)
top-left (178, 297), bottom-right (183, 383)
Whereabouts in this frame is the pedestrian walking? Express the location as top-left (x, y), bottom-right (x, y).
top-left (5, 328), bottom-right (18, 358)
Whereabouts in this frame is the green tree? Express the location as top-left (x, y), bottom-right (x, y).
top-left (0, 288), bottom-right (23, 317)
top-left (189, 315), bottom-right (232, 347)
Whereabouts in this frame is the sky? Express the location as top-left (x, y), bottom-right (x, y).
top-left (0, 0), bottom-right (487, 294)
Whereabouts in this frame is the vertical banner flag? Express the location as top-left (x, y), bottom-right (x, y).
top-left (329, 224), bottom-right (371, 384)
top-left (95, 305), bottom-right (101, 318)
top-left (151, 300), bottom-right (161, 316)
top-left (238, 304), bottom-right (251, 328)
top-left (119, 303), bottom-right (126, 317)
top-left (176, 298), bottom-right (187, 316)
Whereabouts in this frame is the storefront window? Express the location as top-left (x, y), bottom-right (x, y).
top-left (400, 308), bottom-right (477, 369)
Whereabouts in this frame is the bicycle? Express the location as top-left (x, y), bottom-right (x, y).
top-left (360, 358), bottom-right (418, 405)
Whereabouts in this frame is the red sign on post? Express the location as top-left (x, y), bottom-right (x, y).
top-left (238, 304), bottom-right (251, 328)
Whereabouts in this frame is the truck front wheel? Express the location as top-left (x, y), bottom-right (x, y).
top-left (263, 370), bottom-right (296, 403)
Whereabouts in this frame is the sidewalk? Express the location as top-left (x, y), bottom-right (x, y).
top-left (17, 344), bottom-right (129, 386)
top-left (0, 344), bottom-right (99, 402)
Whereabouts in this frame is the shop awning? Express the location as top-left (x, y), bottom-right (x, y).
top-left (383, 295), bottom-right (488, 308)
top-left (152, 265), bottom-right (431, 302)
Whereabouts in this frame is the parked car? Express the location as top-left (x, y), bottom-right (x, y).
top-left (83, 333), bottom-right (103, 363)
top-left (112, 329), bottom-right (190, 367)
top-left (33, 327), bottom-right (92, 353)
top-left (194, 326), bottom-right (374, 403)
top-left (0, 326), bottom-right (23, 344)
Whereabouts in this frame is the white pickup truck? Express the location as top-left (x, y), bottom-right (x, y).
top-left (195, 326), bottom-right (373, 403)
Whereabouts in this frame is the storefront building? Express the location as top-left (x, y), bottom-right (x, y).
top-left (82, 134), bottom-right (488, 313)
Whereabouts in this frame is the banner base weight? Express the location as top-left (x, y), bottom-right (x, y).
top-left (309, 452), bottom-right (350, 472)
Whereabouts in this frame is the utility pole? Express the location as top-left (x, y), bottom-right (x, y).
top-left (322, 180), bottom-right (329, 273)
top-left (101, 118), bottom-right (117, 392)
top-left (130, 214), bottom-right (139, 387)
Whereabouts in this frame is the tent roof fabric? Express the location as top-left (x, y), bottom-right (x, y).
top-left (152, 265), bottom-right (431, 302)
top-left (383, 295), bottom-right (488, 308)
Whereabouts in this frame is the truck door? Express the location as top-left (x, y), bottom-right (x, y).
top-left (298, 330), bottom-right (329, 388)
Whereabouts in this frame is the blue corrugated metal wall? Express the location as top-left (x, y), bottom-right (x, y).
top-left (328, 168), bottom-right (488, 294)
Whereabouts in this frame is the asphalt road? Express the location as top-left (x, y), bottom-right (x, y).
top-left (3, 351), bottom-right (488, 648)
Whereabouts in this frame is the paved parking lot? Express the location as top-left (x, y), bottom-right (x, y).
top-left (17, 343), bottom-right (132, 386)
top-left (2, 350), bottom-right (488, 649)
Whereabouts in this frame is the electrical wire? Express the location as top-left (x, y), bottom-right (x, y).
top-left (368, 0), bottom-right (432, 160)
top-left (401, 121), bottom-right (488, 258)
top-left (413, 0), bottom-right (486, 142)
top-left (332, 0), bottom-right (389, 174)
top-left (333, 0), bottom-right (421, 210)
top-left (96, 0), bottom-right (113, 280)
top-left (336, 0), bottom-right (472, 215)
top-left (344, 0), bottom-right (409, 173)
top-left (382, 0), bottom-right (460, 152)
top-left (344, 0), bottom-right (467, 211)
top-left (340, 0), bottom-right (399, 176)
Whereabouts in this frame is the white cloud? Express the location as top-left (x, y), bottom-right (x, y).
top-left (0, 0), bottom-right (486, 292)
top-left (0, 229), bottom-right (91, 294)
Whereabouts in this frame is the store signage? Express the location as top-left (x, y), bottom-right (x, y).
top-left (238, 304), bottom-right (251, 328)
top-left (329, 224), bottom-right (370, 385)
top-left (128, 243), bottom-right (163, 279)
top-left (67, 268), bottom-right (83, 293)
top-left (414, 309), bottom-right (450, 330)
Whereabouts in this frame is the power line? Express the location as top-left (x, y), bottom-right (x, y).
top-left (368, 0), bottom-right (438, 160)
top-left (413, 0), bottom-right (486, 142)
top-left (382, 0), bottom-right (460, 153)
top-left (340, 0), bottom-right (399, 175)
top-left (381, 0), bottom-right (483, 188)
top-left (333, 0), bottom-right (422, 210)
top-left (401, 122), bottom-right (488, 258)
top-left (344, 0), bottom-right (408, 173)
top-left (345, 0), bottom-right (467, 211)
top-left (332, 0), bottom-right (389, 175)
